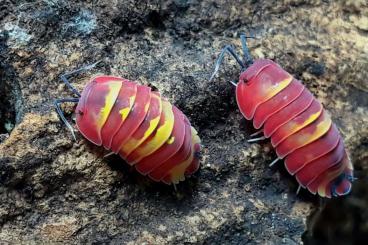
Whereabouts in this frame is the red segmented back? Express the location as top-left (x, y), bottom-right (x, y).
top-left (295, 139), bottom-right (345, 187)
top-left (124, 100), bottom-right (175, 164)
top-left (252, 79), bottom-right (304, 129)
top-left (271, 99), bottom-right (323, 147)
top-left (307, 152), bottom-right (351, 197)
top-left (76, 79), bottom-right (122, 145)
top-left (284, 124), bottom-right (340, 175)
top-left (148, 122), bottom-right (193, 182)
top-left (275, 110), bottom-right (332, 158)
top-left (135, 106), bottom-right (186, 175)
top-left (119, 92), bottom-right (162, 158)
top-left (307, 164), bottom-right (340, 195)
top-left (236, 61), bottom-right (293, 120)
top-left (263, 88), bottom-right (314, 138)
top-left (235, 58), bottom-right (353, 198)
top-left (101, 80), bottom-right (137, 149)
top-left (110, 85), bottom-right (151, 153)
top-left (74, 75), bottom-right (201, 185)
top-left (162, 141), bottom-right (200, 185)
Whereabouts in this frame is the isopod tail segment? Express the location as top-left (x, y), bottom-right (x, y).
top-left (54, 61), bottom-right (102, 140)
top-left (211, 34), bottom-right (354, 198)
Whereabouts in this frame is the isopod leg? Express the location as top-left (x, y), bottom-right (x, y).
top-left (229, 80), bottom-right (238, 87)
top-left (296, 185), bottom-right (302, 195)
top-left (54, 98), bottom-right (80, 140)
top-left (210, 45), bottom-right (245, 81)
top-left (60, 60), bottom-right (102, 97)
top-left (269, 157), bottom-right (281, 167)
top-left (247, 136), bottom-right (266, 143)
top-left (250, 129), bottom-right (263, 137)
top-left (103, 152), bottom-right (115, 158)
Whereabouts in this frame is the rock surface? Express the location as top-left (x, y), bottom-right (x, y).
top-left (0, 0), bottom-right (367, 244)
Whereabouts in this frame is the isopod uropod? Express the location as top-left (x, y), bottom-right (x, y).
top-left (211, 35), bottom-right (354, 198)
top-left (55, 64), bottom-right (201, 185)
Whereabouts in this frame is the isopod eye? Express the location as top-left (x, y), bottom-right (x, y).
top-left (243, 78), bottom-right (250, 84)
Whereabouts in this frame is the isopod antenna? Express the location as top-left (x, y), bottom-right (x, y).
top-left (54, 60), bottom-right (101, 140)
top-left (240, 34), bottom-right (254, 67)
top-left (209, 33), bottom-right (256, 83)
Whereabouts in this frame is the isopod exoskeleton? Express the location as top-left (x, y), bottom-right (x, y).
top-left (211, 35), bottom-right (354, 198)
top-left (55, 64), bottom-right (200, 185)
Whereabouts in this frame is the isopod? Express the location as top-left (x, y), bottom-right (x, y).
top-left (211, 35), bottom-right (354, 198)
top-left (55, 63), bottom-right (200, 185)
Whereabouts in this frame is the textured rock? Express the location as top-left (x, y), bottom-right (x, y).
top-left (0, 0), bottom-right (366, 244)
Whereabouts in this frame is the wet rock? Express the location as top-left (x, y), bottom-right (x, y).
top-left (0, 0), bottom-right (366, 244)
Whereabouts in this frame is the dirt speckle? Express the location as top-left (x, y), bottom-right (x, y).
top-left (39, 216), bottom-right (79, 241)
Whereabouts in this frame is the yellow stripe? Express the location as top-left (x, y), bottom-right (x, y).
top-left (169, 127), bottom-right (200, 184)
top-left (262, 75), bottom-right (293, 98)
top-left (97, 81), bottom-right (122, 129)
top-left (295, 114), bottom-right (332, 146)
top-left (121, 116), bottom-right (161, 155)
top-left (282, 109), bottom-right (322, 134)
top-left (119, 95), bottom-right (136, 121)
top-left (132, 100), bottom-right (174, 162)
top-left (121, 95), bottom-right (162, 155)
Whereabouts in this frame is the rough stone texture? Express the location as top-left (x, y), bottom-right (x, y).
top-left (0, 0), bottom-right (366, 244)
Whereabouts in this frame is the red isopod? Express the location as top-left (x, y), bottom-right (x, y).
top-left (211, 35), bottom-right (354, 198)
top-left (55, 65), bottom-right (200, 185)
